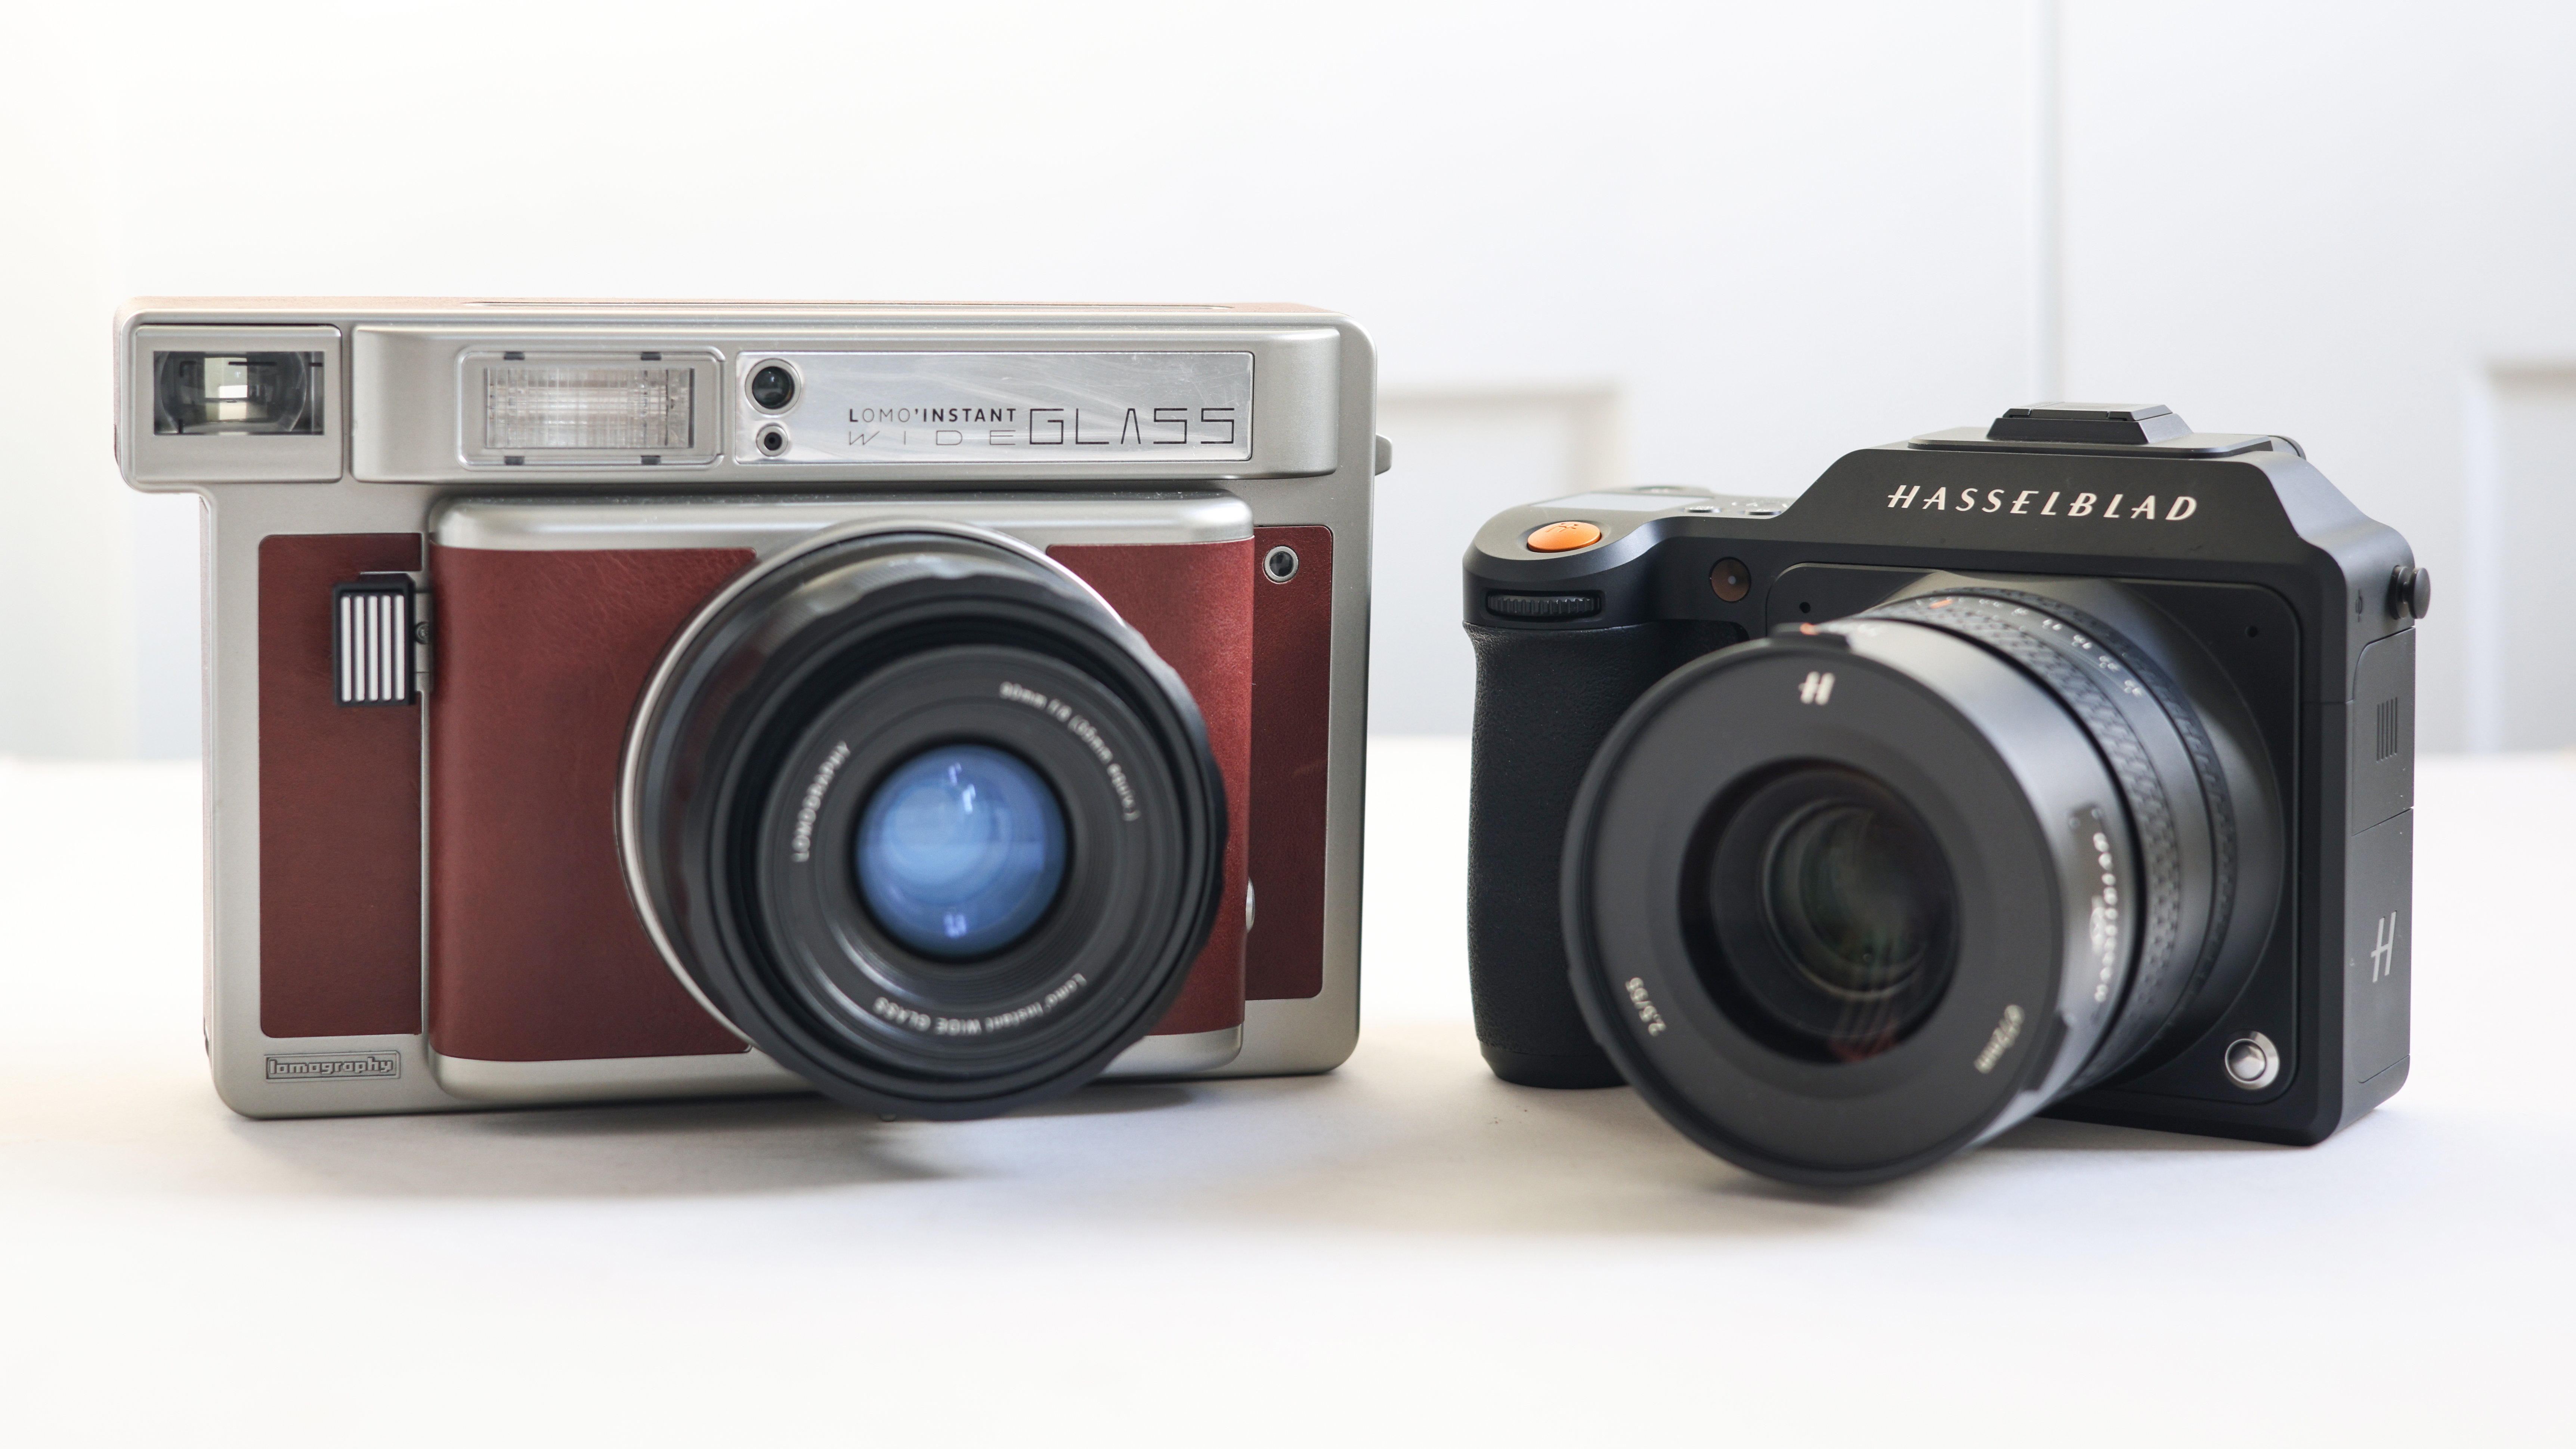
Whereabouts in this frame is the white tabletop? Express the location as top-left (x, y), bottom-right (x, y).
top-left (1, 740), bottom-right (2565, 1445)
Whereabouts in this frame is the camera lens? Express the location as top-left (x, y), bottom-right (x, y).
top-left (1766, 800), bottom-right (1941, 997)
top-left (856, 744), bottom-right (1068, 959)
top-left (1564, 581), bottom-right (2282, 1184)
top-left (1685, 766), bottom-right (1957, 1061)
top-left (623, 527), bottom-right (1228, 1118)
top-left (748, 364), bottom-right (796, 412)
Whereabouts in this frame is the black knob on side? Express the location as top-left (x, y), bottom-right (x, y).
top-left (2389, 565), bottom-right (2432, 620)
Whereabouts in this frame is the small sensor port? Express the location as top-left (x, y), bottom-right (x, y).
top-left (748, 362), bottom-right (797, 413)
top-left (1262, 545), bottom-right (1301, 583)
top-left (756, 425), bottom-right (790, 457)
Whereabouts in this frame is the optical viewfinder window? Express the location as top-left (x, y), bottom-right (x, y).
top-left (152, 351), bottom-right (325, 435)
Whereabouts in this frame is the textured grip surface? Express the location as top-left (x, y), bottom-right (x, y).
top-left (259, 533), bottom-right (426, 1039)
top-left (1466, 621), bottom-right (1741, 1086)
top-left (429, 545), bottom-right (757, 1063)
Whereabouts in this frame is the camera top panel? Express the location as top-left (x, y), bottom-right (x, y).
top-left (1465, 402), bottom-right (2417, 707)
top-left (1467, 404), bottom-right (2321, 583)
top-left (115, 300), bottom-right (1362, 489)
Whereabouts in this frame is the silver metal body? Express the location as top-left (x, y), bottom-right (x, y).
top-left (116, 299), bottom-right (1377, 1118)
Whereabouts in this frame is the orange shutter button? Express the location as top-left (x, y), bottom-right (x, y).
top-left (1525, 520), bottom-right (1603, 553)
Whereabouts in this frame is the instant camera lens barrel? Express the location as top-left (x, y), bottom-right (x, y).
top-left (622, 526), bottom-right (1229, 1118)
top-left (1562, 582), bottom-right (2282, 1184)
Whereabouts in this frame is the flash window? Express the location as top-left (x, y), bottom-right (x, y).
top-left (457, 350), bottom-right (723, 467)
top-left (483, 364), bottom-right (695, 452)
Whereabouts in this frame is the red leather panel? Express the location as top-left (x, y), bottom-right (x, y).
top-left (1049, 540), bottom-right (1255, 1035)
top-left (427, 546), bottom-right (754, 1062)
top-left (1247, 526), bottom-right (1335, 1000)
top-left (258, 534), bottom-right (427, 1038)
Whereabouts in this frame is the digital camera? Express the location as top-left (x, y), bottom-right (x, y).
top-left (1464, 404), bottom-right (2422, 1185)
top-left (118, 299), bottom-right (1377, 1119)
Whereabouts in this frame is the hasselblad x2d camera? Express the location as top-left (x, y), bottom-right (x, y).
top-left (1465, 404), bottom-right (2424, 1185)
top-left (119, 299), bottom-right (1378, 1119)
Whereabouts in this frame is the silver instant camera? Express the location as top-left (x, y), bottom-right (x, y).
top-left (116, 299), bottom-right (1377, 1119)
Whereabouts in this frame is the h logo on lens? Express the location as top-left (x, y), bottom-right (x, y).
top-left (1798, 670), bottom-right (1836, 705)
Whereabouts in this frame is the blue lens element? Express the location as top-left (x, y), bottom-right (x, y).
top-left (855, 745), bottom-right (1068, 959)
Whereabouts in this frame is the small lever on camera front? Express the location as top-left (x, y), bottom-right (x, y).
top-left (331, 575), bottom-right (419, 707)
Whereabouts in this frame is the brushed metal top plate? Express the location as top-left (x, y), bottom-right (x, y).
top-left (737, 351), bottom-right (1254, 465)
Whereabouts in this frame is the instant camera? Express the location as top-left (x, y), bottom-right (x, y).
top-left (118, 299), bottom-right (1377, 1119)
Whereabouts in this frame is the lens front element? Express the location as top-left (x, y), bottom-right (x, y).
top-left (1768, 801), bottom-right (1944, 997)
top-left (1688, 766), bottom-right (1958, 1063)
top-left (857, 744), bottom-right (1068, 959)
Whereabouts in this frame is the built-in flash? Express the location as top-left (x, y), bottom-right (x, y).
top-left (482, 363), bottom-right (694, 451)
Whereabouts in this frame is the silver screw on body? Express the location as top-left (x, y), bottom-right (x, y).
top-left (2223, 1031), bottom-right (2281, 1090)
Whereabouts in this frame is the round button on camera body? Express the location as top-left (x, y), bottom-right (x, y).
top-left (1527, 520), bottom-right (1603, 553)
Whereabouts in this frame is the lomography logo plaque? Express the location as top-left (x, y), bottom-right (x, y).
top-left (265, 1051), bottom-right (402, 1082)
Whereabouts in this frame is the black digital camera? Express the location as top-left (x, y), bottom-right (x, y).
top-left (1463, 404), bottom-right (2423, 1185)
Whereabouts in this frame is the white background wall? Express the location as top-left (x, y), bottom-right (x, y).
top-left (5, 1), bottom-right (2573, 754)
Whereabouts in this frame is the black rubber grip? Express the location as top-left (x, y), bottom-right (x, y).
top-left (1465, 620), bottom-right (1741, 1087)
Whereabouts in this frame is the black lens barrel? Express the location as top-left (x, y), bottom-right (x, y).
top-left (1861, 589), bottom-right (2275, 1090)
top-left (1562, 578), bottom-right (2280, 1184)
top-left (624, 529), bottom-right (1227, 1118)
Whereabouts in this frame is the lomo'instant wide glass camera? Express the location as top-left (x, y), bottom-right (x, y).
top-left (119, 300), bottom-right (1376, 1119)
top-left (1464, 404), bottom-right (2422, 1185)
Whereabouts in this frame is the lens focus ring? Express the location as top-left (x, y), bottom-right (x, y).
top-left (1858, 590), bottom-right (2243, 1085)
top-left (1863, 595), bottom-right (2186, 1024)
